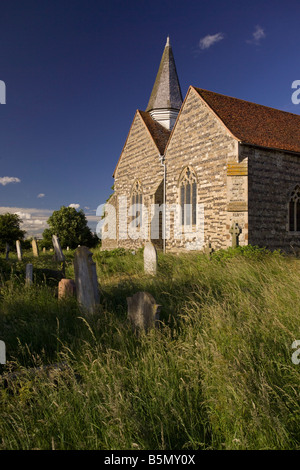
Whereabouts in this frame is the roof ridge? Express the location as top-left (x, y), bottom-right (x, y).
top-left (193, 86), bottom-right (300, 118)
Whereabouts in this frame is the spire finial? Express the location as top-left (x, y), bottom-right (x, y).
top-left (166, 36), bottom-right (170, 47)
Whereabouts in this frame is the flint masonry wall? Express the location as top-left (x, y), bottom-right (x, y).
top-left (164, 87), bottom-right (247, 251)
top-left (101, 112), bottom-right (164, 250)
top-left (246, 144), bottom-right (300, 252)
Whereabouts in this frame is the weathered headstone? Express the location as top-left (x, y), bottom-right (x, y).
top-left (229, 223), bottom-right (242, 248)
top-left (32, 238), bottom-right (39, 257)
top-left (5, 243), bottom-right (10, 260)
top-left (204, 242), bottom-right (213, 258)
top-left (58, 279), bottom-right (76, 299)
top-left (52, 235), bottom-right (65, 262)
top-left (73, 246), bottom-right (100, 314)
top-left (16, 240), bottom-right (22, 261)
top-left (43, 247), bottom-right (46, 253)
top-left (25, 263), bottom-right (33, 286)
top-left (67, 246), bottom-right (70, 251)
top-left (127, 292), bottom-right (160, 333)
top-left (143, 241), bottom-right (157, 275)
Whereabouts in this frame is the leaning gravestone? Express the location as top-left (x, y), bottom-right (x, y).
top-left (32, 238), bottom-right (39, 257)
top-left (52, 235), bottom-right (65, 263)
top-left (52, 235), bottom-right (65, 276)
top-left (73, 246), bottom-right (100, 314)
top-left (25, 263), bottom-right (33, 286)
top-left (127, 292), bottom-right (160, 333)
top-left (143, 241), bottom-right (157, 275)
top-left (16, 240), bottom-right (22, 261)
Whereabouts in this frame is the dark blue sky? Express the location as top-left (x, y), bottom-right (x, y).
top-left (1, 0), bottom-right (300, 236)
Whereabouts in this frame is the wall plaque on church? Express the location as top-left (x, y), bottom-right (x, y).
top-left (227, 162), bottom-right (248, 176)
top-left (227, 201), bottom-right (248, 212)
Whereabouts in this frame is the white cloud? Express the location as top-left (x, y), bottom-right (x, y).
top-left (247, 25), bottom-right (266, 45)
top-left (0, 207), bottom-right (53, 238)
top-left (37, 193), bottom-right (45, 198)
top-left (199, 32), bottom-right (224, 50)
top-left (69, 203), bottom-right (80, 209)
top-left (0, 176), bottom-right (21, 186)
top-left (15, 211), bottom-right (32, 220)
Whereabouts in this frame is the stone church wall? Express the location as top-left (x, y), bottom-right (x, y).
top-left (101, 112), bottom-right (164, 251)
top-left (246, 144), bottom-right (300, 252)
top-left (164, 87), bottom-right (245, 252)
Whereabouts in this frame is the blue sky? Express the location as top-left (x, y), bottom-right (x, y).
top-left (1, 0), bottom-right (300, 237)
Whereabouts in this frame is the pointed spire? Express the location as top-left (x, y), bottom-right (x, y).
top-left (146, 37), bottom-right (183, 130)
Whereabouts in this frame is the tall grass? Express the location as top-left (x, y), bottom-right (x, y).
top-left (0, 247), bottom-right (300, 449)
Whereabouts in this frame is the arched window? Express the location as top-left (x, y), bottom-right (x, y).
top-left (179, 167), bottom-right (197, 226)
top-left (289, 185), bottom-right (300, 231)
top-left (131, 181), bottom-right (143, 228)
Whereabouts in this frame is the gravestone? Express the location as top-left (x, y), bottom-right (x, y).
top-left (52, 235), bottom-right (65, 263)
top-left (32, 238), bottom-right (39, 257)
top-left (127, 292), bottom-right (160, 333)
top-left (16, 240), bottom-right (22, 261)
top-left (204, 242), bottom-right (213, 258)
top-left (52, 235), bottom-right (65, 276)
top-left (43, 247), bottom-right (46, 253)
top-left (25, 263), bottom-right (33, 286)
top-left (143, 241), bottom-right (157, 275)
top-left (58, 279), bottom-right (76, 299)
top-left (5, 243), bottom-right (9, 260)
top-left (229, 223), bottom-right (242, 248)
top-left (73, 246), bottom-right (100, 314)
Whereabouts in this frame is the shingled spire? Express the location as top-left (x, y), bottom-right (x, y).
top-left (146, 37), bottom-right (183, 131)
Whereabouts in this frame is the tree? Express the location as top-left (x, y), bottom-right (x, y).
top-left (42, 206), bottom-right (98, 249)
top-left (0, 213), bottom-right (26, 251)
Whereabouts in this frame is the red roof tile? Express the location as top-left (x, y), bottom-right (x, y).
top-left (138, 110), bottom-right (170, 155)
top-left (194, 87), bottom-right (300, 154)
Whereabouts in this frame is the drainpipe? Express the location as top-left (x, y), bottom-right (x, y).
top-left (159, 154), bottom-right (166, 253)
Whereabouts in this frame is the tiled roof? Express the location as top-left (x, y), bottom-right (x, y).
top-left (138, 110), bottom-right (170, 155)
top-left (194, 87), bottom-right (300, 154)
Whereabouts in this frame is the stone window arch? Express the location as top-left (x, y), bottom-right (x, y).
top-left (289, 185), bottom-right (300, 232)
top-left (131, 180), bottom-right (143, 228)
top-left (179, 166), bottom-right (197, 226)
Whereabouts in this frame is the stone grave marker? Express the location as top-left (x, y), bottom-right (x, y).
top-left (52, 235), bottom-right (65, 262)
top-left (32, 238), bottom-right (39, 257)
top-left (143, 241), bottom-right (157, 275)
top-left (16, 240), bottom-right (22, 261)
top-left (25, 263), bottom-right (33, 286)
top-left (229, 222), bottom-right (242, 248)
top-left (127, 292), bottom-right (160, 333)
top-left (43, 247), bottom-right (46, 253)
top-left (204, 242), bottom-right (213, 258)
top-left (58, 279), bottom-right (76, 300)
top-left (74, 246), bottom-right (100, 314)
top-left (5, 243), bottom-right (10, 260)
top-left (52, 235), bottom-right (65, 276)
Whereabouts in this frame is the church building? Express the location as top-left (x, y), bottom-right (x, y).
top-left (102, 37), bottom-right (300, 253)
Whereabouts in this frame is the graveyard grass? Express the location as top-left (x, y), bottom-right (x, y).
top-left (0, 246), bottom-right (300, 450)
